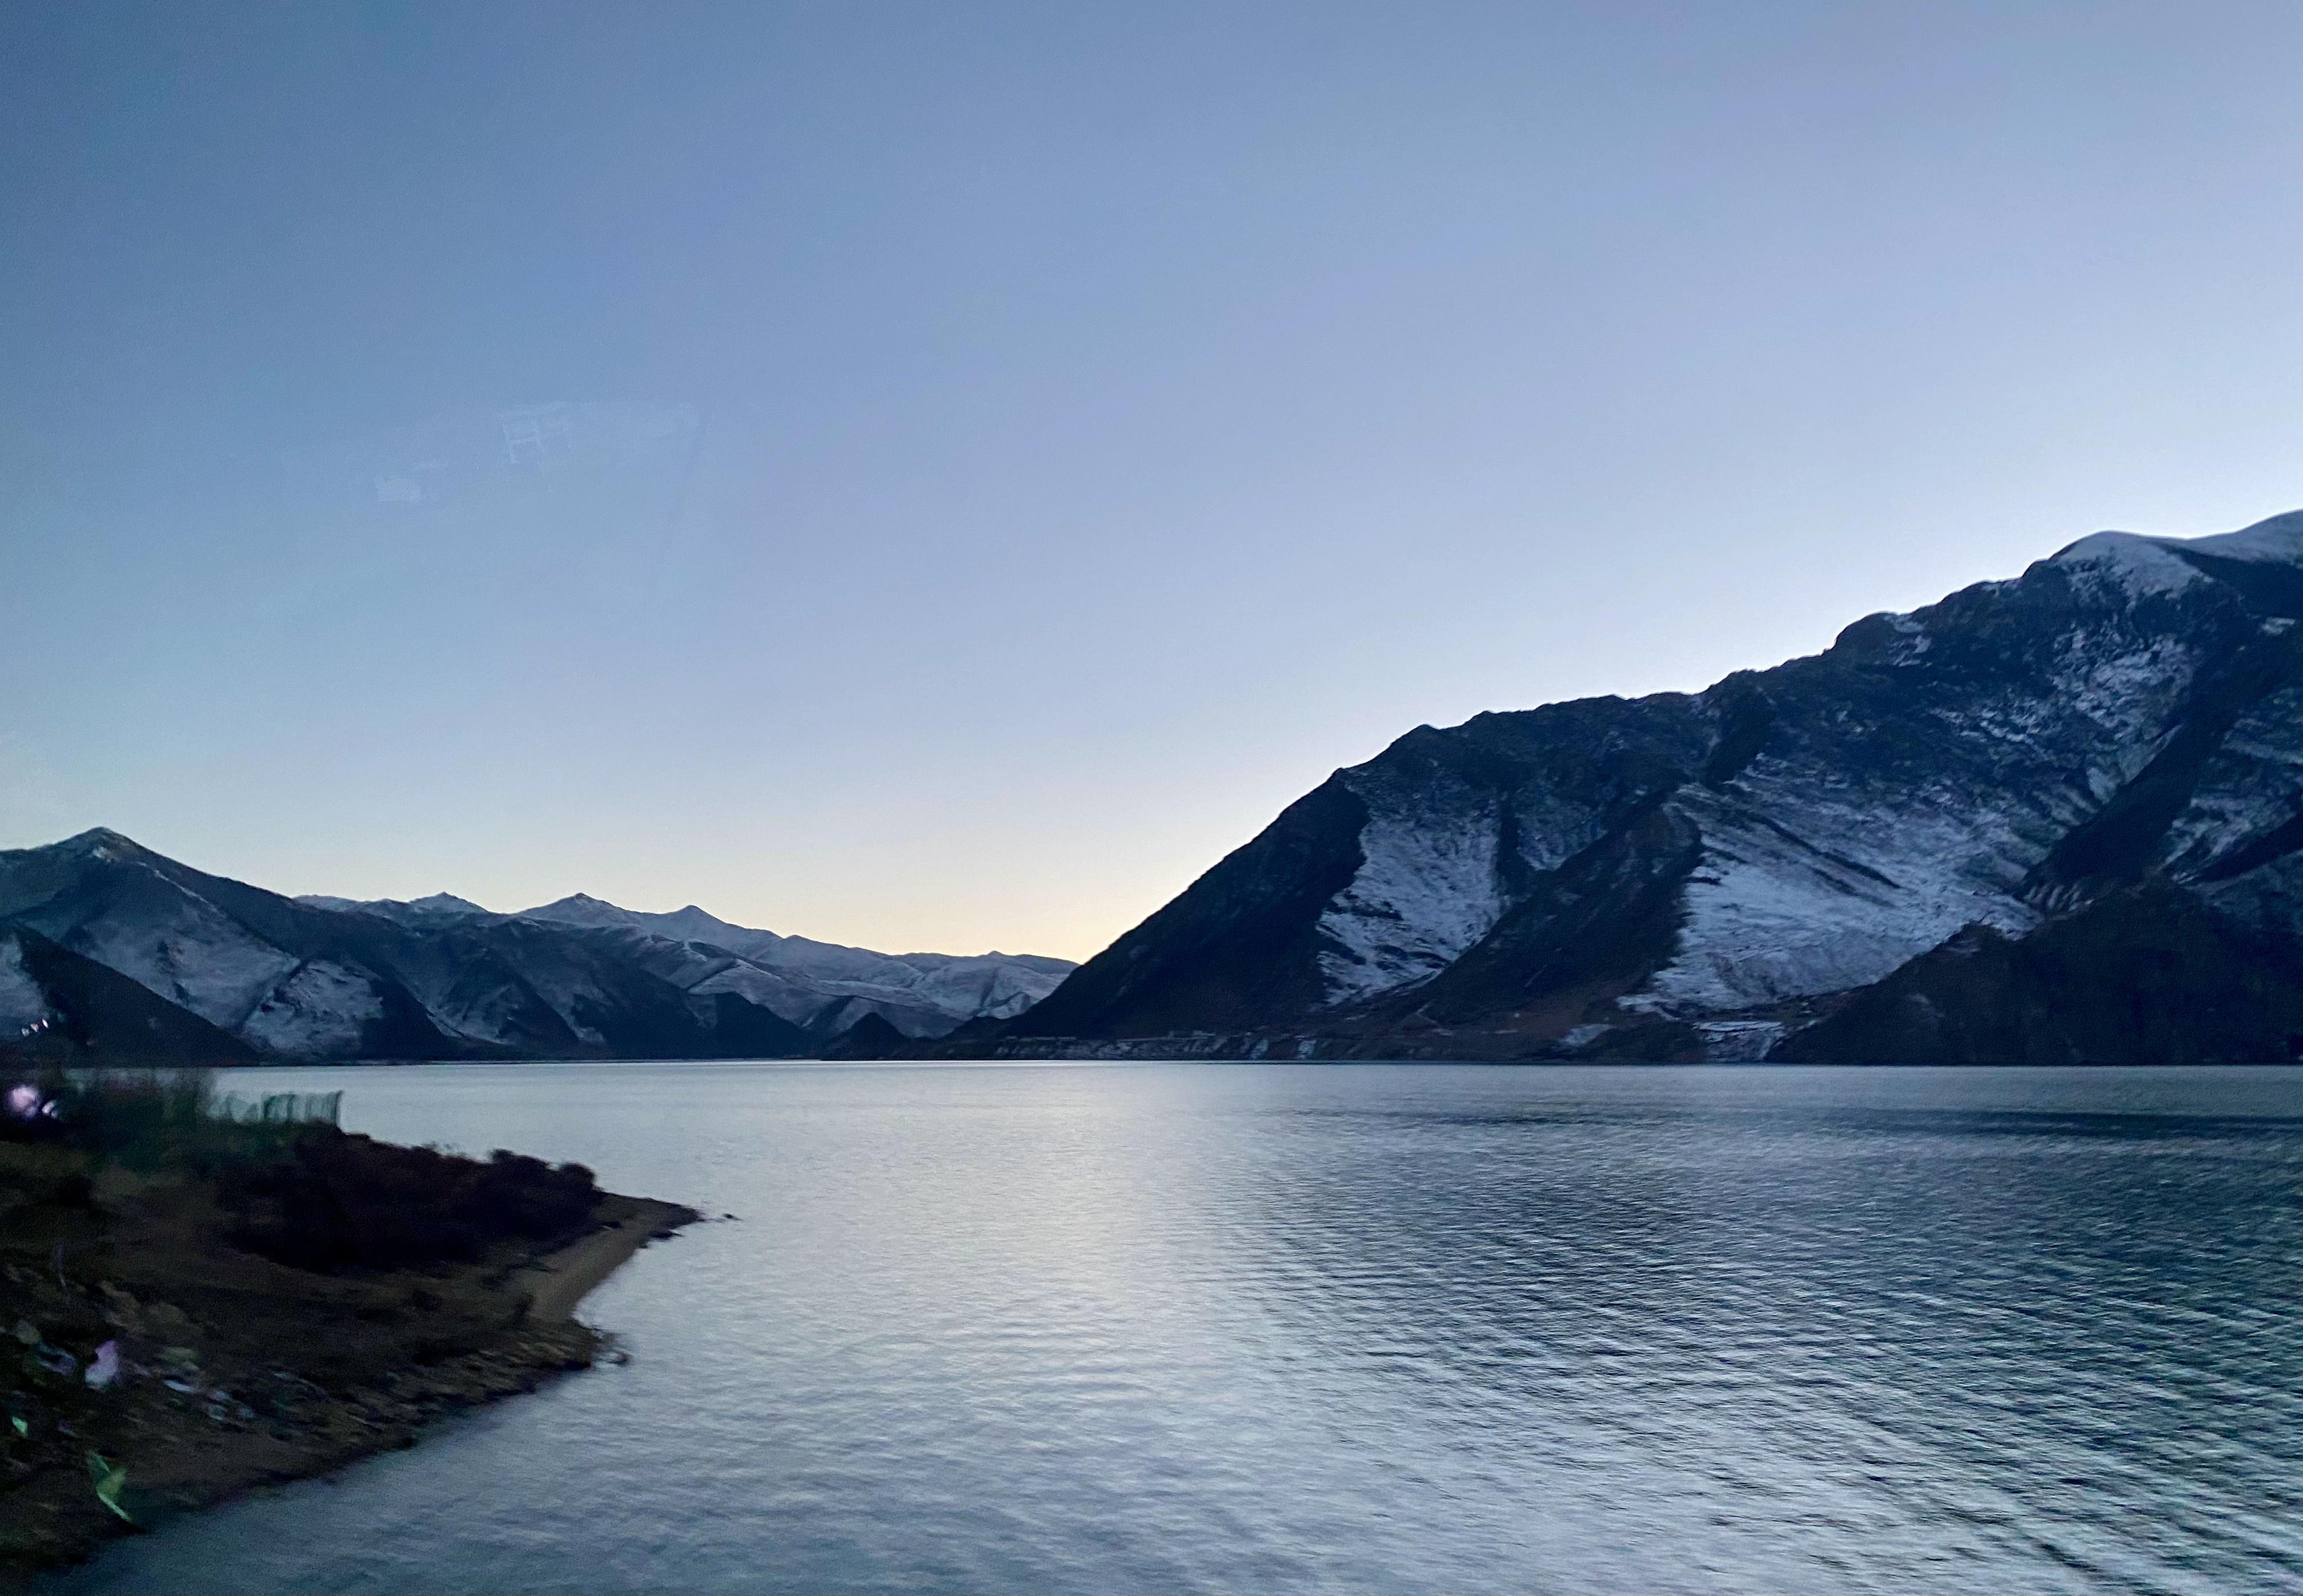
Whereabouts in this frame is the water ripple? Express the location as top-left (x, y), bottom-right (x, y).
top-left (46, 1063), bottom-right (2303, 1595)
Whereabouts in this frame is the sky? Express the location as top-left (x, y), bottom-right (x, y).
top-left (6, 1), bottom-right (2303, 961)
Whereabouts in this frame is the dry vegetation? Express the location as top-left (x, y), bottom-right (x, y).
top-left (0, 1067), bottom-right (691, 1589)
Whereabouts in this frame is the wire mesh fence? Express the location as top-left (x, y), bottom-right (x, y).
top-left (212, 1090), bottom-right (344, 1128)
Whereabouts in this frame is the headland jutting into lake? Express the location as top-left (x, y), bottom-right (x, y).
top-left (0, 1068), bottom-right (693, 1590)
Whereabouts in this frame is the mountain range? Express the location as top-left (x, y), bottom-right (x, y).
top-left (964, 509), bottom-right (2303, 1063)
top-left (0, 832), bottom-right (1071, 1063)
top-left (17, 509), bottom-right (2303, 1068)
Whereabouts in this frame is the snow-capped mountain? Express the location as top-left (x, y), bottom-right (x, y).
top-left (295, 887), bottom-right (1073, 1039)
top-left (0, 833), bottom-right (1072, 1062)
top-left (512, 894), bottom-right (1071, 1031)
top-left (294, 892), bottom-right (490, 923)
top-left (995, 510), bottom-right (2303, 1063)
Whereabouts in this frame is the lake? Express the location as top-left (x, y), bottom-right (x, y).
top-left (45, 1063), bottom-right (2303, 1594)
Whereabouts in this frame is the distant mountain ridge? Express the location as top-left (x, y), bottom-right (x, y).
top-left (295, 887), bottom-right (1073, 1036)
top-left (0, 831), bottom-right (1072, 1062)
top-left (974, 510), bottom-right (2303, 1063)
top-left (295, 892), bottom-right (489, 921)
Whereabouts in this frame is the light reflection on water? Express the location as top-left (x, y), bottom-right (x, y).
top-left (46, 1063), bottom-right (2303, 1595)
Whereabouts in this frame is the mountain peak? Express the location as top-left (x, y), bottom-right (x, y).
top-left (2041, 510), bottom-right (2303, 603)
top-left (2173, 508), bottom-right (2303, 565)
top-left (290, 891), bottom-right (486, 923)
top-left (521, 892), bottom-right (621, 920)
top-left (404, 893), bottom-right (487, 915)
top-left (2047, 531), bottom-right (2205, 597)
top-left (59, 827), bottom-right (142, 854)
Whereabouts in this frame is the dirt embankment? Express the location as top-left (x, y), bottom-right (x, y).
top-left (1, 1135), bottom-right (697, 1591)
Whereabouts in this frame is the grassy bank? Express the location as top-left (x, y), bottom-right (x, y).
top-left (0, 1067), bottom-right (696, 1589)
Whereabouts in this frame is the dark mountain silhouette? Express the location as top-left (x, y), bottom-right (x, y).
top-left (988, 511), bottom-right (2303, 1063)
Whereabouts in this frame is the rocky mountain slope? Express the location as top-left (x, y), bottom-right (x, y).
top-left (990, 510), bottom-right (2303, 1063)
top-left (0, 833), bottom-right (1072, 1062)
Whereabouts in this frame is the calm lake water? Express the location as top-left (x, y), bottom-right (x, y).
top-left (46, 1063), bottom-right (2303, 1595)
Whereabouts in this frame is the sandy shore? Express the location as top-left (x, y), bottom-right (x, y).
top-left (525, 1197), bottom-right (697, 1321)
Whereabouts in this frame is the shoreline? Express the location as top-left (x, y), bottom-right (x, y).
top-left (521, 1196), bottom-right (695, 1323)
top-left (3, 1189), bottom-right (700, 1593)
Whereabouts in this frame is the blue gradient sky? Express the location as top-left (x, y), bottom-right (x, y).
top-left (7, 1), bottom-right (2303, 959)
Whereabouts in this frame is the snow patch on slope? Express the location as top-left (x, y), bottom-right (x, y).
top-left (1696, 1021), bottom-right (1787, 1061)
top-left (59, 870), bottom-right (300, 1031)
top-left (2164, 680), bottom-right (2303, 881)
top-left (2052, 633), bottom-right (2200, 743)
top-left (242, 962), bottom-right (386, 1056)
top-left (901, 955), bottom-right (1066, 1020)
top-left (0, 936), bottom-right (51, 1031)
top-left (481, 956), bottom-right (609, 1048)
top-left (2051, 532), bottom-right (2206, 598)
top-left (1316, 805), bottom-right (1507, 1004)
top-left (423, 977), bottom-right (564, 1052)
top-left (1640, 790), bottom-right (2038, 1015)
top-left (1883, 612), bottom-right (1933, 665)
top-left (2160, 509), bottom-right (2303, 565)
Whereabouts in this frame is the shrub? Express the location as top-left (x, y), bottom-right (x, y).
top-left (0, 1067), bottom-right (602, 1273)
top-left (218, 1133), bottom-right (601, 1272)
